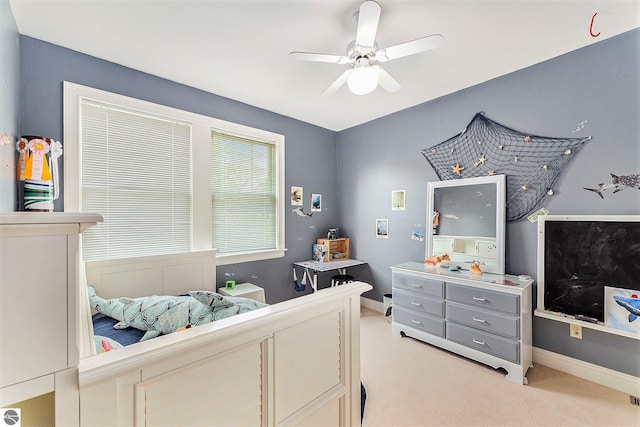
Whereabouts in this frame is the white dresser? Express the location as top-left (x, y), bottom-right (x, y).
top-left (391, 262), bottom-right (533, 384)
top-left (0, 212), bottom-right (102, 425)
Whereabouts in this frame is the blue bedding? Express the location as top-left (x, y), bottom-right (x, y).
top-left (93, 312), bottom-right (145, 346)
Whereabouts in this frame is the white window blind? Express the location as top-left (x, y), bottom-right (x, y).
top-left (211, 131), bottom-right (277, 254)
top-left (80, 100), bottom-right (192, 261)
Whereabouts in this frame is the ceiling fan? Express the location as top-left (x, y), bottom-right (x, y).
top-left (289, 0), bottom-right (444, 96)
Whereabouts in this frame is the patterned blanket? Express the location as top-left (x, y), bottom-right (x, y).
top-left (88, 285), bottom-right (267, 342)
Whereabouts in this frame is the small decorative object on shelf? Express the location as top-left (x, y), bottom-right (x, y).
top-left (327, 228), bottom-right (339, 239)
top-left (16, 135), bottom-right (63, 212)
top-left (313, 243), bottom-right (328, 262)
top-left (316, 238), bottom-right (349, 261)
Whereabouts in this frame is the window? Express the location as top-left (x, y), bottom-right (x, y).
top-left (211, 131), bottom-right (278, 254)
top-left (79, 100), bottom-right (192, 260)
top-left (64, 82), bottom-right (285, 265)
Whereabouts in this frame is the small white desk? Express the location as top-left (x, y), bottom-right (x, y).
top-left (218, 283), bottom-right (266, 303)
top-left (293, 259), bottom-right (367, 292)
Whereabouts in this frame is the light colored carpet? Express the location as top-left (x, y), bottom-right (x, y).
top-left (359, 308), bottom-right (639, 427)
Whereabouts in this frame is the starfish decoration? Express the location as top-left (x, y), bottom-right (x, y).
top-left (478, 155), bottom-right (487, 164)
top-left (420, 112), bottom-right (591, 221)
top-left (452, 162), bottom-right (464, 176)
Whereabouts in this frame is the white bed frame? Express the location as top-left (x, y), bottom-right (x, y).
top-left (79, 250), bottom-right (372, 426)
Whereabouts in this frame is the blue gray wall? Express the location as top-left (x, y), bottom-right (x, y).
top-left (0, 0), bottom-right (19, 211)
top-left (337, 29), bottom-right (640, 376)
top-left (11, 7), bottom-right (640, 378)
top-left (18, 35), bottom-right (339, 304)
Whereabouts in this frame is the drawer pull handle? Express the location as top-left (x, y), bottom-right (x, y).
top-left (411, 320), bottom-right (423, 325)
top-left (411, 301), bottom-right (422, 306)
top-left (472, 317), bottom-right (486, 323)
top-left (472, 339), bottom-right (486, 345)
top-left (472, 297), bottom-right (486, 302)
top-left (410, 283), bottom-right (422, 288)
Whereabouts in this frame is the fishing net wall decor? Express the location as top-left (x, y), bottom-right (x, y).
top-left (421, 112), bottom-right (591, 221)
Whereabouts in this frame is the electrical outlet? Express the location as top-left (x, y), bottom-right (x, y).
top-left (570, 324), bottom-right (582, 339)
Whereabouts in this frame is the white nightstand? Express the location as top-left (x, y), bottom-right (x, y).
top-left (217, 283), bottom-right (266, 303)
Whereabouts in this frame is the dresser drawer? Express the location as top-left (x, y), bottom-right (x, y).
top-left (393, 273), bottom-right (444, 298)
top-left (446, 302), bottom-right (519, 339)
top-left (394, 290), bottom-right (444, 317)
top-left (393, 308), bottom-right (445, 337)
top-left (446, 283), bottom-right (519, 315)
top-left (447, 323), bottom-right (520, 363)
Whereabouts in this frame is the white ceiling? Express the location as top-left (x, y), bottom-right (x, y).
top-left (9, 0), bottom-right (639, 131)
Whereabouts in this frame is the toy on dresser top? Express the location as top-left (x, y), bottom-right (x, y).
top-left (424, 254), bottom-right (485, 275)
top-left (469, 261), bottom-right (483, 276)
top-left (424, 253), bottom-right (450, 269)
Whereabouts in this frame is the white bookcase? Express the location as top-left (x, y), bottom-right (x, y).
top-left (0, 212), bottom-right (101, 425)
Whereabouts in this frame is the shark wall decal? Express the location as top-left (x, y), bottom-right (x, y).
top-left (613, 294), bottom-right (640, 323)
top-left (584, 173), bottom-right (640, 199)
top-left (292, 206), bottom-right (313, 217)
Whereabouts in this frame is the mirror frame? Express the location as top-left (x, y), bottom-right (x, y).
top-left (425, 174), bottom-right (506, 275)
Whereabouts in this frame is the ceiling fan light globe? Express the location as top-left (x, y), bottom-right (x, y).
top-left (347, 66), bottom-right (379, 95)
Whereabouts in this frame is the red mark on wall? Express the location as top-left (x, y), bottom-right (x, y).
top-left (590, 12), bottom-right (601, 37)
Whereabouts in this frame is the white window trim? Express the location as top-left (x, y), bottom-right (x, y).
top-left (63, 81), bottom-right (286, 265)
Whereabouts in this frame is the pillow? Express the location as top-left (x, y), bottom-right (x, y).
top-left (94, 335), bottom-right (123, 353)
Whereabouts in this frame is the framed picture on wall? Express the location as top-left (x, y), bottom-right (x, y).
top-left (311, 193), bottom-right (322, 212)
top-left (392, 190), bottom-right (405, 210)
top-left (605, 286), bottom-right (640, 334)
top-left (291, 186), bottom-right (303, 206)
top-left (376, 219), bottom-right (389, 239)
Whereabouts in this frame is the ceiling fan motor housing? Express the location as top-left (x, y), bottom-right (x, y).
top-left (346, 40), bottom-right (379, 66)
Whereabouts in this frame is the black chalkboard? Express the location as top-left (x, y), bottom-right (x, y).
top-left (543, 220), bottom-right (640, 321)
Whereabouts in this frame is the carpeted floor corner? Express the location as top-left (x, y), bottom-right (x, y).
top-left (359, 308), bottom-right (639, 427)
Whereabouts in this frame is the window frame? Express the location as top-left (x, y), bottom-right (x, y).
top-left (64, 82), bottom-right (286, 265)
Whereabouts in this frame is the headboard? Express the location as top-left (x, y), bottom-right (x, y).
top-left (80, 249), bottom-right (218, 357)
top-left (84, 249), bottom-right (218, 299)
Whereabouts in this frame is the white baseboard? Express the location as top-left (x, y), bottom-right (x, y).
top-left (362, 297), bottom-right (639, 396)
top-left (533, 347), bottom-right (640, 396)
top-left (361, 296), bottom-right (383, 313)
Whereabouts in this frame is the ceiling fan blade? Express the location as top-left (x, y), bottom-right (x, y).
top-left (355, 0), bottom-right (381, 47)
top-left (377, 34), bottom-right (444, 62)
top-left (322, 69), bottom-right (352, 96)
top-left (373, 65), bottom-right (400, 93)
top-left (289, 51), bottom-right (350, 65)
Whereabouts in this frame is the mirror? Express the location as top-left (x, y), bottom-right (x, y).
top-left (426, 175), bottom-right (506, 275)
